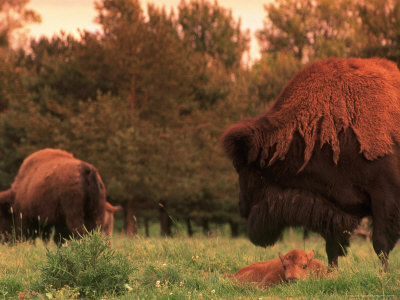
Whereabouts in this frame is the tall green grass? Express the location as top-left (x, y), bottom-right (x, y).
top-left (0, 228), bottom-right (398, 299)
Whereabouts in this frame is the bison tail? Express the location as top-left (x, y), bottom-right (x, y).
top-left (80, 164), bottom-right (106, 232)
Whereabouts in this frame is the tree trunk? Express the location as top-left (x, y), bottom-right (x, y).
top-left (229, 221), bottom-right (239, 238)
top-left (124, 201), bottom-right (137, 236)
top-left (303, 228), bottom-right (310, 240)
top-left (159, 200), bottom-right (172, 236)
top-left (202, 219), bottom-right (210, 236)
top-left (186, 218), bottom-right (193, 237)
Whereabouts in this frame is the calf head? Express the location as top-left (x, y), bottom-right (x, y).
top-left (278, 249), bottom-right (315, 282)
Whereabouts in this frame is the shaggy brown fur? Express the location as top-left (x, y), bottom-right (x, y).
top-left (0, 148), bottom-right (110, 244)
top-left (259, 57), bottom-right (400, 171)
top-left (222, 58), bottom-right (400, 269)
top-left (225, 249), bottom-right (326, 289)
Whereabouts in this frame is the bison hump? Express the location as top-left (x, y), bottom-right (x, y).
top-left (259, 57), bottom-right (400, 169)
top-left (11, 148), bottom-right (76, 192)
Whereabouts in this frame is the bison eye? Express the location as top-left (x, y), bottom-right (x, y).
top-left (302, 265), bottom-right (307, 269)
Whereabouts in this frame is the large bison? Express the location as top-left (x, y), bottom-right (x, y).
top-left (222, 57), bottom-right (400, 269)
top-left (0, 148), bottom-right (119, 244)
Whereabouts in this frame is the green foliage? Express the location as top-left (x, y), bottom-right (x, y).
top-left (0, 54), bottom-right (23, 111)
top-left (358, 0), bottom-right (400, 65)
top-left (178, 0), bottom-right (250, 109)
top-left (178, 0), bottom-right (249, 69)
top-left (257, 0), bottom-right (363, 61)
top-left (39, 230), bottom-right (133, 298)
top-left (0, 276), bottom-right (24, 298)
top-left (25, 34), bottom-right (98, 104)
top-left (252, 52), bottom-right (303, 104)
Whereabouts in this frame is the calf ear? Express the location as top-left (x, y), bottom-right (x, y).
top-left (278, 253), bottom-right (285, 264)
top-left (307, 250), bottom-right (315, 262)
top-left (221, 121), bottom-right (260, 166)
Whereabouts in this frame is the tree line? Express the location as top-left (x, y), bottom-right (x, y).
top-left (0, 0), bottom-right (399, 237)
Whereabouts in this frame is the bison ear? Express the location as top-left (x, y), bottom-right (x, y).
top-left (105, 202), bottom-right (122, 212)
top-left (221, 121), bottom-right (260, 166)
top-left (307, 250), bottom-right (315, 262)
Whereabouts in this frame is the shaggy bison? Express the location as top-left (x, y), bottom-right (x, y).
top-left (0, 148), bottom-right (117, 243)
top-left (225, 249), bottom-right (326, 288)
top-left (222, 57), bottom-right (400, 269)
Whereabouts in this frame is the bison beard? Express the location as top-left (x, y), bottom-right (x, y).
top-left (247, 187), bottom-right (359, 247)
top-left (246, 186), bottom-right (359, 260)
top-left (222, 57), bottom-right (400, 269)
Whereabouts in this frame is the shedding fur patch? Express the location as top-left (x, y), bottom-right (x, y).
top-left (254, 57), bottom-right (400, 170)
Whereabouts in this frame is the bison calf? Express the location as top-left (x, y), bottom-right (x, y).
top-left (225, 249), bottom-right (326, 289)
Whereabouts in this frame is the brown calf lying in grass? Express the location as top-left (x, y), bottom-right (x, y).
top-left (225, 249), bottom-right (326, 289)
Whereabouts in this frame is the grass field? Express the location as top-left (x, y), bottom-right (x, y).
top-left (0, 227), bottom-right (399, 299)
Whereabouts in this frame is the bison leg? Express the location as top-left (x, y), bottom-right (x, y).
top-left (325, 237), bottom-right (339, 268)
top-left (53, 212), bottom-right (86, 245)
top-left (369, 185), bottom-right (400, 271)
top-left (325, 233), bottom-right (350, 269)
top-left (372, 229), bottom-right (390, 271)
top-left (371, 222), bottom-right (397, 271)
top-left (53, 225), bottom-right (71, 245)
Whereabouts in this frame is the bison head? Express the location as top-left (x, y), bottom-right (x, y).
top-left (221, 121), bottom-right (264, 218)
top-left (221, 120), bottom-right (288, 246)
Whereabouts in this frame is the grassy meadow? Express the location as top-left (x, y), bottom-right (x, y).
top-left (0, 227), bottom-right (399, 299)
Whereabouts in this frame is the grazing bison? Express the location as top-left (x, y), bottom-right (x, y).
top-left (222, 57), bottom-right (400, 269)
top-left (0, 148), bottom-right (116, 244)
top-left (225, 249), bottom-right (326, 288)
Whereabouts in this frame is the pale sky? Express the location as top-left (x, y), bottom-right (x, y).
top-left (27, 0), bottom-right (269, 60)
